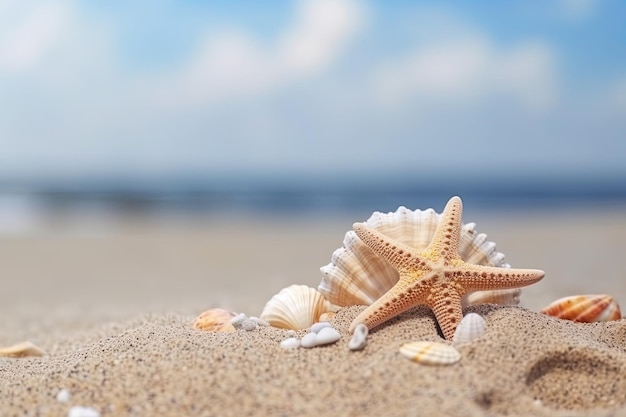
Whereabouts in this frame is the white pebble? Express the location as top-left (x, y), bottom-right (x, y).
top-left (279, 337), bottom-right (300, 349)
top-left (56, 388), bottom-right (71, 403)
top-left (230, 313), bottom-right (247, 328)
top-left (311, 322), bottom-right (331, 333)
top-left (68, 406), bottom-right (100, 417)
top-left (249, 316), bottom-right (269, 326)
top-left (315, 327), bottom-right (341, 345)
top-left (241, 319), bottom-right (258, 331)
top-left (300, 332), bottom-right (318, 348)
top-left (348, 324), bottom-right (369, 351)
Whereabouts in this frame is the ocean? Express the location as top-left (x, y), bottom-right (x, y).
top-left (1, 175), bottom-right (625, 235)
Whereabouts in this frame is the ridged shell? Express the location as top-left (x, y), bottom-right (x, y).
top-left (399, 341), bottom-right (460, 365)
top-left (452, 313), bottom-right (486, 345)
top-left (194, 308), bottom-right (237, 332)
top-left (319, 206), bottom-right (516, 307)
top-left (540, 294), bottom-right (622, 322)
top-left (462, 289), bottom-right (521, 308)
top-left (260, 285), bottom-right (338, 330)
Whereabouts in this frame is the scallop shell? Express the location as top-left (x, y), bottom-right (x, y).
top-left (319, 205), bottom-right (517, 308)
top-left (260, 285), bottom-right (338, 330)
top-left (399, 341), bottom-right (460, 365)
top-left (540, 294), bottom-right (622, 322)
top-left (194, 308), bottom-right (237, 332)
top-left (452, 313), bottom-right (486, 345)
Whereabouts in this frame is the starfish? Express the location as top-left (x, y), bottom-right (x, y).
top-left (349, 196), bottom-right (545, 340)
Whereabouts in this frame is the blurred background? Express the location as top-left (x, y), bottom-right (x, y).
top-left (0, 0), bottom-right (625, 331)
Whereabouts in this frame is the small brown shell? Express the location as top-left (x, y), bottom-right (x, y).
top-left (540, 294), bottom-right (622, 322)
top-left (194, 308), bottom-right (237, 332)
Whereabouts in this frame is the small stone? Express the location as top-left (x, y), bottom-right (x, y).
top-left (280, 337), bottom-right (300, 349)
top-left (241, 319), bottom-right (258, 331)
top-left (348, 323), bottom-right (368, 351)
top-left (300, 332), bottom-right (318, 348)
top-left (285, 330), bottom-right (297, 338)
top-left (68, 406), bottom-right (100, 417)
top-left (311, 322), bottom-right (331, 333)
top-left (230, 313), bottom-right (247, 328)
top-left (249, 316), bottom-right (269, 326)
top-left (315, 327), bottom-right (341, 345)
top-left (56, 389), bottom-right (71, 403)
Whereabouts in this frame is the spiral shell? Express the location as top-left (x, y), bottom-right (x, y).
top-left (319, 205), bottom-right (517, 308)
top-left (399, 341), bottom-right (460, 365)
top-left (260, 285), bottom-right (338, 330)
top-left (194, 308), bottom-right (237, 332)
top-left (540, 294), bottom-right (622, 322)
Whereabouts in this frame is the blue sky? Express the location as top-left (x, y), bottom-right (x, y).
top-left (0, 0), bottom-right (624, 183)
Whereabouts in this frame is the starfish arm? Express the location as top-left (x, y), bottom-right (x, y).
top-left (427, 289), bottom-right (463, 340)
top-left (349, 278), bottom-right (429, 333)
top-left (425, 196), bottom-right (464, 264)
top-left (353, 223), bottom-right (424, 272)
top-left (453, 262), bottom-right (545, 293)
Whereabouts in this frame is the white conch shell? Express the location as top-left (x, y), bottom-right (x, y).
top-left (319, 205), bottom-right (518, 308)
top-left (452, 313), bottom-right (486, 345)
top-left (260, 285), bottom-right (338, 330)
top-left (399, 341), bottom-right (461, 365)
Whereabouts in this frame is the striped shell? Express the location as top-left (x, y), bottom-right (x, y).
top-left (399, 341), bottom-right (460, 365)
top-left (260, 285), bottom-right (338, 330)
top-left (452, 313), bottom-right (486, 345)
top-left (194, 308), bottom-right (237, 332)
top-left (319, 205), bottom-right (518, 308)
top-left (540, 294), bottom-right (622, 322)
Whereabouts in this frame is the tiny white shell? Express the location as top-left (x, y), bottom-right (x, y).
top-left (399, 341), bottom-right (460, 365)
top-left (316, 327), bottom-right (341, 345)
top-left (260, 285), bottom-right (338, 330)
top-left (452, 313), bottom-right (486, 345)
top-left (348, 323), bottom-right (369, 351)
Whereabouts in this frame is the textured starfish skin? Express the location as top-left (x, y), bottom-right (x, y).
top-left (349, 196), bottom-right (545, 340)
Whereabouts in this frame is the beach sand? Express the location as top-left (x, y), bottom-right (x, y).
top-left (1, 208), bottom-right (626, 416)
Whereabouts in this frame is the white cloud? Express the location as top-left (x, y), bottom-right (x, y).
top-left (156, 0), bottom-right (365, 105)
top-left (0, 1), bottom-right (72, 73)
top-left (371, 35), bottom-right (558, 111)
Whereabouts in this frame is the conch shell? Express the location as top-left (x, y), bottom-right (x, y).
top-left (260, 285), bottom-right (338, 330)
top-left (540, 294), bottom-right (622, 322)
top-left (319, 205), bottom-right (518, 308)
